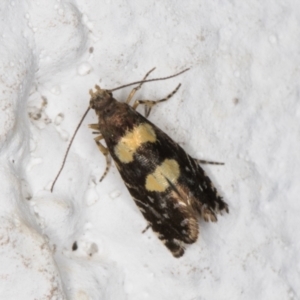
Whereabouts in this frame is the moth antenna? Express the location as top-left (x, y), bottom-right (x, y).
top-left (50, 107), bottom-right (90, 192)
top-left (110, 68), bottom-right (190, 92)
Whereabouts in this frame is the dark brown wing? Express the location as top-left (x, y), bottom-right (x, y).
top-left (101, 104), bottom-right (228, 257)
top-left (124, 176), bottom-right (199, 257)
top-left (114, 126), bottom-right (227, 257)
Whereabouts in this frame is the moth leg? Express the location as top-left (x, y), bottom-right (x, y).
top-left (126, 67), bottom-right (156, 104)
top-left (94, 135), bottom-right (111, 182)
top-left (89, 123), bottom-right (99, 130)
top-left (194, 158), bottom-right (224, 165)
top-left (132, 83), bottom-right (181, 118)
top-left (142, 224), bottom-right (151, 234)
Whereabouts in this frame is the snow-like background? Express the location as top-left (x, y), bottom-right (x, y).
top-left (1, 1), bottom-right (299, 299)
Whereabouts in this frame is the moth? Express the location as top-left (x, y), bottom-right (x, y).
top-left (51, 68), bottom-right (229, 257)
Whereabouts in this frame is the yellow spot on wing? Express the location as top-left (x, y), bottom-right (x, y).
top-left (115, 123), bottom-right (156, 163)
top-left (146, 159), bottom-right (180, 192)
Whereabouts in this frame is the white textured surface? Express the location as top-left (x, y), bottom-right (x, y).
top-left (1, 1), bottom-right (300, 299)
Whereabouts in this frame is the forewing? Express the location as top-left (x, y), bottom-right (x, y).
top-left (103, 106), bottom-right (228, 257)
top-left (125, 182), bottom-right (199, 258)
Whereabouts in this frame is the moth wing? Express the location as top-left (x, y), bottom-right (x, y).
top-left (192, 159), bottom-right (229, 216)
top-left (151, 125), bottom-right (229, 220)
top-left (125, 183), bottom-right (199, 258)
top-left (104, 108), bottom-right (228, 257)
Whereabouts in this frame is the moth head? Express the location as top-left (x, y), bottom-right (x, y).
top-left (89, 85), bottom-right (113, 110)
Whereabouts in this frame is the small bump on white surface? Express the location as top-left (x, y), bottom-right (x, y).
top-left (77, 62), bottom-right (92, 76)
